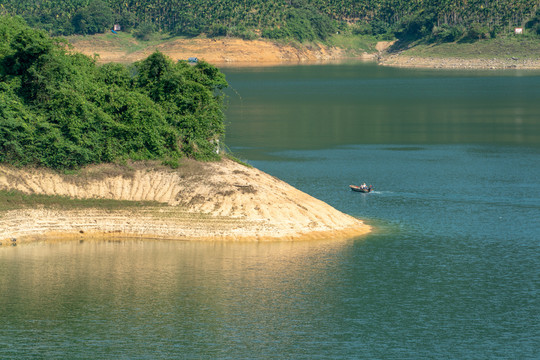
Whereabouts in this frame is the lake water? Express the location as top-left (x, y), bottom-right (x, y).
top-left (1, 63), bottom-right (539, 359)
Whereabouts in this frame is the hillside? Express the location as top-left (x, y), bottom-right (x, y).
top-left (1, 0), bottom-right (539, 44)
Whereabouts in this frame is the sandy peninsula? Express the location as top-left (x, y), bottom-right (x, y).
top-left (0, 159), bottom-right (370, 245)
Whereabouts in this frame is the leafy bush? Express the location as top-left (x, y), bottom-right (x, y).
top-left (228, 27), bottom-right (258, 40)
top-left (371, 20), bottom-right (392, 37)
top-left (395, 12), bottom-right (436, 39)
top-left (0, 17), bottom-right (228, 169)
top-left (352, 22), bottom-right (373, 36)
top-left (262, 7), bottom-right (335, 42)
top-left (525, 10), bottom-right (540, 36)
top-left (464, 23), bottom-right (491, 40)
top-left (133, 23), bottom-right (155, 41)
top-left (207, 24), bottom-right (228, 37)
top-left (308, 10), bottom-right (336, 40)
top-left (431, 24), bottom-right (465, 43)
top-left (262, 27), bottom-right (290, 40)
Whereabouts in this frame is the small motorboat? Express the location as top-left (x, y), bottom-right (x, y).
top-left (350, 184), bottom-right (373, 193)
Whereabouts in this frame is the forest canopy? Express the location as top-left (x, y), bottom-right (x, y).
top-left (0, 16), bottom-right (228, 170)
top-left (0, 0), bottom-right (539, 42)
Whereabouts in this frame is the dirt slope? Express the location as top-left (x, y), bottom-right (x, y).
top-left (68, 35), bottom-right (375, 65)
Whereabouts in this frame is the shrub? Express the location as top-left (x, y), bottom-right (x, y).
top-left (262, 27), bottom-right (290, 40)
top-left (352, 22), bottom-right (373, 36)
top-left (525, 10), bottom-right (540, 36)
top-left (207, 24), bottom-right (228, 37)
top-left (431, 24), bottom-right (465, 42)
top-left (133, 23), bottom-right (155, 41)
top-left (228, 27), bottom-right (258, 40)
top-left (465, 23), bottom-right (490, 40)
top-left (262, 8), bottom-right (335, 42)
top-left (395, 12), bottom-right (435, 39)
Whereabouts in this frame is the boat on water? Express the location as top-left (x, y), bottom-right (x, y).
top-left (350, 184), bottom-right (373, 193)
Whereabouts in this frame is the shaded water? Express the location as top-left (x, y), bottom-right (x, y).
top-left (225, 63), bottom-right (540, 154)
top-left (1, 63), bottom-right (539, 359)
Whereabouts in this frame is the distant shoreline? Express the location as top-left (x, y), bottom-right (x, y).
top-left (378, 53), bottom-right (540, 70)
top-left (68, 35), bottom-right (375, 66)
top-left (67, 35), bottom-right (540, 70)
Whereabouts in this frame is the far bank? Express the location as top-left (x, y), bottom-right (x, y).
top-left (67, 33), bottom-right (377, 65)
top-left (378, 38), bottom-right (540, 70)
top-left (67, 33), bottom-right (540, 70)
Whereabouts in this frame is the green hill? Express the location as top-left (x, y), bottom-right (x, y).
top-left (0, 16), bottom-right (227, 170)
top-left (0, 0), bottom-right (539, 43)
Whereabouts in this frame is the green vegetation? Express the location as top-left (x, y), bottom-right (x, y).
top-left (0, 16), bottom-right (228, 170)
top-left (0, 0), bottom-right (539, 44)
top-left (326, 34), bottom-right (378, 54)
top-left (71, 0), bottom-right (114, 35)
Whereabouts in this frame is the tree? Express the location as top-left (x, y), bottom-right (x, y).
top-left (71, 0), bottom-right (114, 35)
top-left (0, 17), bottom-right (229, 169)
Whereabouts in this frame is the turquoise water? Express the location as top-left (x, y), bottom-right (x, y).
top-left (1, 63), bottom-right (539, 359)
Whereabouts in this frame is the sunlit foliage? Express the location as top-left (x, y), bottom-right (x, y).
top-left (0, 16), bottom-right (227, 169)
top-left (0, 0), bottom-right (538, 42)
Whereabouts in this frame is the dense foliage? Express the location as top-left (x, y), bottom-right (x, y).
top-left (0, 16), bottom-right (227, 169)
top-left (0, 0), bottom-right (539, 42)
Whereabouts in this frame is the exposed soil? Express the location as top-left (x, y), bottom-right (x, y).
top-left (69, 35), bottom-right (374, 66)
top-left (68, 35), bottom-right (540, 69)
top-left (0, 159), bottom-right (370, 244)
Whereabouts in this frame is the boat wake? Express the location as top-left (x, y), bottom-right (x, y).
top-left (370, 191), bottom-right (392, 195)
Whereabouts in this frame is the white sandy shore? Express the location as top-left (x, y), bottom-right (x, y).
top-left (0, 159), bottom-right (370, 244)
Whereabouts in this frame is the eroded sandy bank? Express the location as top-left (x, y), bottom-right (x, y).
top-left (0, 159), bottom-right (370, 244)
top-left (69, 36), bottom-right (376, 65)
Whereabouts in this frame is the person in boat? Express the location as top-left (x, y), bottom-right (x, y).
top-left (361, 183), bottom-right (367, 190)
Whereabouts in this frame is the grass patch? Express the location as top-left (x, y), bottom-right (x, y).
top-left (65, 31), bottom-right (185, 56)
top-left (326, 34), bottom-right (378, 54)
top-left (0, 189), bottom-right (165, 212)
top-left (403, 37), bottom-right (540, 59)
